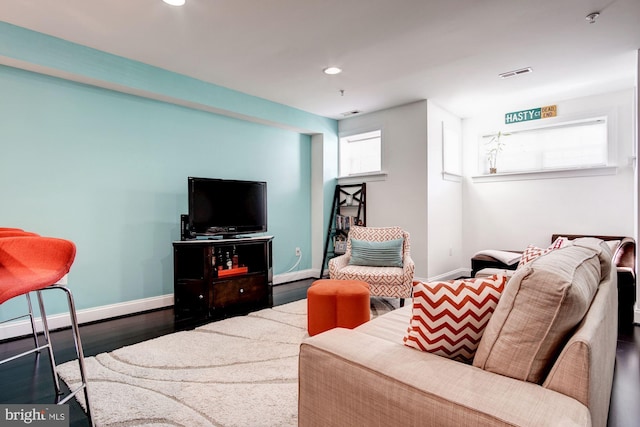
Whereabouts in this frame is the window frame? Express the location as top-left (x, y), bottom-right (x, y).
top-left (474, 110), bottom-right (617, 181)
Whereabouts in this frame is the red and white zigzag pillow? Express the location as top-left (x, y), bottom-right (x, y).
top-left (517, 237), bottom-right (570, 269)
top-left (403, 274), bottom-right (507, 363)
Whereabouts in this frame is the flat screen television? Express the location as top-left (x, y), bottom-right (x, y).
top-left (187, 177), bottom-right (267, 238)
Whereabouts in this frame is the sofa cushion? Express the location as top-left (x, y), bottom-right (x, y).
top-left (403, 274), bottom-right (507, 363)
top-left (348, 238), bottom-right (404, 267)
top-left (473, 240), bottom-right (611, 383)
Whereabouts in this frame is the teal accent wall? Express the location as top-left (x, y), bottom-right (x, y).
top-left (0, 22), bottom-right (335, 134)
top-left (0, 22), bottom-right (338, 320)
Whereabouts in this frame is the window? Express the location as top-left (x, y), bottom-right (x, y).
top-left (339, 130), bottom-right (382, 177)
top-left (479, 117), bottom-right (609, 174)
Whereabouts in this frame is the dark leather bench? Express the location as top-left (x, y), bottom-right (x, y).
top-left (470, 234), bottom-right (636, 329)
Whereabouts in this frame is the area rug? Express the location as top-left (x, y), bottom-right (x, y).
top-left (58, 297), bottom-right (400, 427)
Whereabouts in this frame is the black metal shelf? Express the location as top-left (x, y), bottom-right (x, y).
top-left (319, 183), bottom-right (366, 278)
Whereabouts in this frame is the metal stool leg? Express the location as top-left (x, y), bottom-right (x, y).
top-left (36, 290), bottom-right (62, 396)
top-left (48, 285), bottom-right (94, 427)
top-left (0, 294), bottom-right (42, 361)
top-left (24, 293), bottom-right (41, 350)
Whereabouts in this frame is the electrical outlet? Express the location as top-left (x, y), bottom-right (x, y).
top-left (295, 247), bottom-right (301, 257)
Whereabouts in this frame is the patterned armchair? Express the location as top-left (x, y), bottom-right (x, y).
top-left (329, 226), bottom-right (415, 306)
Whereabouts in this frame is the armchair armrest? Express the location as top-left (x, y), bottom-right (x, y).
top-left (402, 254), bottom-right (415, 282)
top-left (328, 253), bottom-right (350, 277)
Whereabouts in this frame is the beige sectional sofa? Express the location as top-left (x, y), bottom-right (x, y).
top-left (299, 239), bottom-right (618, 426)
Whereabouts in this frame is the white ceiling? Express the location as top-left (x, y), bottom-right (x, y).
top-left (2, 0), bottom-right (639, 119)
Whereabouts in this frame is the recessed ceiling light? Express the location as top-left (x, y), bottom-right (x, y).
top-left (163, 0), bottom-right (185, 6)
top-left (323, 67), bottom-right (342, 75)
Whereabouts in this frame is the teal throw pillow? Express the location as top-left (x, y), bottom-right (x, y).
top-left (349, 238), bottom-right (404, 268)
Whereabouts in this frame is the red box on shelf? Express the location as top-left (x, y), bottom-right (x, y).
top-left (217, 266), bottom-right (249, 278)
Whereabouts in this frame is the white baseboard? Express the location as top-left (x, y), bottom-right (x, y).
top-left (0, 294), bottom-right (174, 341)
top-left (420, 267), bottom-right (471, 283)
top-left (273, 269), bottom-right (319, 285)
top-left (0, 269), bottom-right (320, 341)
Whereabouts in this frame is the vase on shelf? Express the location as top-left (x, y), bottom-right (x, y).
top-left (485, 130), bottom-right (509, 176)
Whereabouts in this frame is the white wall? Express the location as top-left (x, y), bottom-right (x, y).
top-left (427, 101), bottom-right (464, 279)
top-left (338, 101), bottom-right (429, 278)
top-left (462, 89), bottom-right (636, 263)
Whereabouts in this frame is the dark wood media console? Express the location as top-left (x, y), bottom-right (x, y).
top-left (173, 236), bottom-right (273, 320)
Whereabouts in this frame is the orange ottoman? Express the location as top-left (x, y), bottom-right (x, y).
top-left (307, 279), bottom-right (370, 336)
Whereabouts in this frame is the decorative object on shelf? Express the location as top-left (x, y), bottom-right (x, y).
top-left (485, 131), bottom-right (510, 174)
top-left (334, 236), bottom-right (347, 255)
top-left (218, 266), bottom-right (249, 278)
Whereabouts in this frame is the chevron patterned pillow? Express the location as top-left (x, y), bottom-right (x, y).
top-left (403, 274), bottom-right (507, 363)
top-left (517, 236), bottom-right (570, 269)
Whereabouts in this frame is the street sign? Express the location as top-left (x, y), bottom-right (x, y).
top-left (505, 105), bottom-right (557, 124)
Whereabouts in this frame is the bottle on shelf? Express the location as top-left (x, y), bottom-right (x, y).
top-left (232, 245), bottom-right (239, 268)
top-left (212, 248), bottom-right (218, 277)
top-left (217, 249), bottom-right (224, 271)
top-left (225, 251), bottom-right (232, 269)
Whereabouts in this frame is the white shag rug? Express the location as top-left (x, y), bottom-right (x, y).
top-left (58, 297), bottom-right (399, 427)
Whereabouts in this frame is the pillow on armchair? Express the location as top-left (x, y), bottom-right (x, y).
top-left (348, 238), bottom-right (404, 267)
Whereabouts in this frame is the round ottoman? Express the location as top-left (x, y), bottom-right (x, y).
top-left (307, 279), bottom-right (370, 336)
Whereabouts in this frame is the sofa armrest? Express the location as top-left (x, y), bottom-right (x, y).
top-left (614, 237), bottom-right (635, 272)
top-left (299, 328), bottom-right (590, 427)
top-left (542, 272), bottom-right (617, 427)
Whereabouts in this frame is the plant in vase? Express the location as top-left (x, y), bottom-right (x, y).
top-left (485, 131), bottom-right (510, 174)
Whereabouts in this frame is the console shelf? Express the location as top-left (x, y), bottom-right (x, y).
top-left (173, 236), bottom-right (273, 320)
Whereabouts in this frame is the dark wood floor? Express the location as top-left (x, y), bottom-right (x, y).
top-left (1, 279), bottom-right (638, 427)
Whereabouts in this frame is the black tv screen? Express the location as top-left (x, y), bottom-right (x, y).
top-left (188, 177), bottom-right (267, 237)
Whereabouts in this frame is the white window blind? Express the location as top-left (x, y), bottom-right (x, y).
top-left (480, 117), bottom-right (608, 174)
top-left (339, 130), bottom-right (382, 176)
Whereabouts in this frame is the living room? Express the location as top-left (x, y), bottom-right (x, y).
top-left (0, 1), bottom-right (639, 425)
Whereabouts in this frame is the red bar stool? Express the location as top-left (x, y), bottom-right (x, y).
top-left (0, 236), bottom-right (94, 427)
top-left (0, 229), bottom-right (42, 351)
top-left (0, 230), bottom-right (38, 237)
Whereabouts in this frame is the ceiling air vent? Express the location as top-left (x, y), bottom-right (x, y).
top-left (499, 67), bottom-right (533, 79)
top-left (341, 110), bottom-right (361, 117)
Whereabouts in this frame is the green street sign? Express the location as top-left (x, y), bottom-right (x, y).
top-left (505, 105), bottom-right (556, 124)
